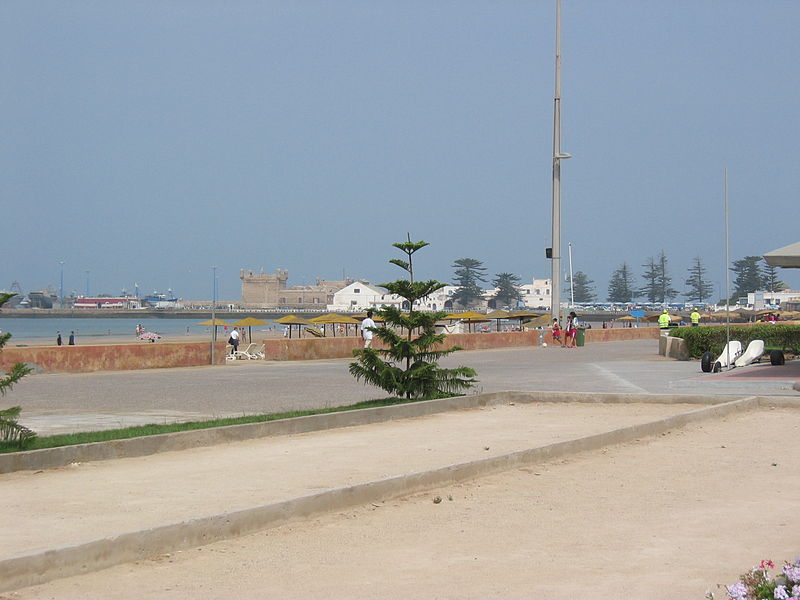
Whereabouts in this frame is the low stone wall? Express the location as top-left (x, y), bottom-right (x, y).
top-left (0, 341), bottom-right (227, 374)
top-left (263, 331), bottom-right (540, 361)
top-left (262, 327), bottom-right (662, 361)
top-left (585, 327), bottom-right (661, 343)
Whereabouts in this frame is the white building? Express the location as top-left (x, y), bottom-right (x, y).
top-left (515, 278), bottom-right (552, 310)
top-left (746, 289), bottom-right (800, 310)
top-left (328, 282), bottom-right (403, 312)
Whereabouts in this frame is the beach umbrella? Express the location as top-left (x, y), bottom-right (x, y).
top-left (197, 318), bottom-right (231, 327)
top-left (232, 317), bottom-right (268, 342)
top-left (443, 310), bottom-right (489, 332)
top-left (486, 309), bottom-right (511, 332)
top-left (444, 310), bottom-right (488, 321)
top-left (709, 311), bottom-right (739, 321)
top-left (324, 314), bottom-right (361, 336)
top-left (617, 315), bottom-right (637, 321)
top-left (522, 314), bottom-right (552, 328)
top-left (507, 310), bottom-right (545, 330)
top-left (197, 318), bottom-right (231, 340)
top-left (275, 314), bottom-right (314, 338)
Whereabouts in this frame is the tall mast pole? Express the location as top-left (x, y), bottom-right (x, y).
top-left (550, 0), bottom-right (568, 322)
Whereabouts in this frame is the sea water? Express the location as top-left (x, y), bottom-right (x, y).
top-left (0, 317), bottom-right (278, 342)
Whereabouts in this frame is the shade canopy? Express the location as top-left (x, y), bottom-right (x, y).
top-left (507, 310), bottom-right (544, 319)
top-left (485, 309), bottom-right (511, 319)
top-left (763, 241), bottom-right (800, 268)
top-left (617, 315), bottom-right (638, 321)
top-left (522, 315), bottom-right (552, 328)
top-left (232, 317), bottom-right (268, 327)
top-left (275, 315), bottom-right (314, 326)
top-left (444, 310), bottom-right (489, 321)
top-left (644, 313), bottom-right (682, 323)
top-left (197, 318), bottom-right (231, 326)
top-left (310, 313), bottom-right (361, 324)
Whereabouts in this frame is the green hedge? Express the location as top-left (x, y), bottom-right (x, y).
top-left (669, 324), bottom-right (800, 358)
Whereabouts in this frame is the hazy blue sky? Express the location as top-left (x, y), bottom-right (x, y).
top-left (3, 1), bottom-right (798, 301)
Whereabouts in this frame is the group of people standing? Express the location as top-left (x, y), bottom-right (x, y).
top-left (550, 311), bottom-right (580, 348)
top-left (56, 331), bottom-right (75, 345)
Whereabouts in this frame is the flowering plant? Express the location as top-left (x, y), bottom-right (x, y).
top-left (707, 558), bottom-right (800, 600)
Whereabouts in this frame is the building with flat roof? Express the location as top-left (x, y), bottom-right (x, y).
top-left (240, 269), bottom-right (351, 309)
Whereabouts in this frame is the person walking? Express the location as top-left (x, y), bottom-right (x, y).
top-left (690, 308), bottom-right (701, 327)
top-left (658, 309), bottom-right (671, 330)
top-left (361, 310), bottom-right (376, 348)
top-left (56, 331), bottom-right (62, 346)
top-left (550, 318), bottom-right (562, 347)
top-left (564, 312), bottom-right (579, 348)
top-left (68, 331), bottom-right (75, 345)
top-left (229, 328), bottom-right (240, 355)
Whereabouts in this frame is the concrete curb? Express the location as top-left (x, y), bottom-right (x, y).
top-left (0, 390), bottom-right (735, 475)
top-left (0, 395), bottom-right (760, 592)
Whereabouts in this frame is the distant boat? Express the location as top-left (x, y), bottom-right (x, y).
top-left (144, 290), bottom-right (181, 309)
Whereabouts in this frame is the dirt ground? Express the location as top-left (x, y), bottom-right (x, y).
top-left (8, 405), bottom-right (799, 600)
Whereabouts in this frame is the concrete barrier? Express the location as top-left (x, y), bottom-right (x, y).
top-left (0, 394), bottom-right (762, 592)
top-left (0, 341), bottom-right (227, 374)
top-left (0, 390), bottom-right (745, 475)
top-left (658, 335), bottom-right (690, 360)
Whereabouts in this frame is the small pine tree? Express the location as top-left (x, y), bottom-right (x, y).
top-left (349, 237), bottom-right (477, 399)
top-left (0, 293), bottom-right (36, 449)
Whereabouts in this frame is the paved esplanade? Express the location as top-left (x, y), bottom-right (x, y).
top-left (11, 339), bottom-right (798, 435)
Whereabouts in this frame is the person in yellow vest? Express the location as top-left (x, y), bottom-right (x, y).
top-left (658, 309), bottom-right (671, 329)
top-left (690, 308), bottom-right (701, 327)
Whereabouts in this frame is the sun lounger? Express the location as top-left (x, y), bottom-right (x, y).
top-left (734, 339), bottom-right (764, 367)
top-left (714, 340), bottom-right (742, 369)
top-left (304, 326), bottom-right (324, 337)
top-left (232, 343), bottom-right (261, 360)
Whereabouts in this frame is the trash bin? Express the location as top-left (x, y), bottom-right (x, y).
top-left (576, 327), bottom-right (586, 347)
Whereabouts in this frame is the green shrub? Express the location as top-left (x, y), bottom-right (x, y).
top-left (669, 324), bottom-right (800, 358)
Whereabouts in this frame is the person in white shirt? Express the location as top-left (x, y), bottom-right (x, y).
top-left (229, 328), bottom-right (240, 354)
top-left (361, 311), bottom-right (376, 348)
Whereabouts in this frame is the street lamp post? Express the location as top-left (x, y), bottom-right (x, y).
top-left (59, 261), bottom-right (65, 309)
top-left (211, 266), bottom-right (218, 365)
top-left (550, 0), bottom-right (571, 322)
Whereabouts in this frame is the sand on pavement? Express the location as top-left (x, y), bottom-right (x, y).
top-left (9, 405), bottom-right (800, 600)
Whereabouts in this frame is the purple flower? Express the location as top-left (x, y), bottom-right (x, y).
top-left (792, 584), bottom-right (800, 598)
top-left (775, 585), bottom-right (790, 600)
top-left (727, 582), bottom-right (748, 600)
top-left (786, 566), bottom-right (800, 583)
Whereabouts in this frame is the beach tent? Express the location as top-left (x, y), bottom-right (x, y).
top-left (232, 317), bottom-right (268, 342)
top-left (763, 241), bottom-right (800, 268)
